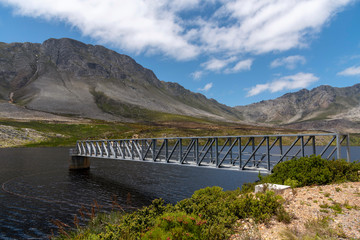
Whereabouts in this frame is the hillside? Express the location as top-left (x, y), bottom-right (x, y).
top-left (234, 84), bottom-right (360, 133)
top-left (0, 38), bottom-right (359, 133)
top-left (0, 38), bottom-right (239, 122)
top-left (234, 182), bottom-right (360, 239)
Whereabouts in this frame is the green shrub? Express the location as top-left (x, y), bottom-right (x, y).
top-left (267, 155), bottom-right (333, 186)
top-left (261, 155), bottom-right (360, 187)
top-left (118, 198), bottom-right (173, 238)
top-left (176, 186), bottom-right (237, 223)
top-left (232, 191), bottom-right (284, 223)
top-left (142, 212), bottom-right (205, 240)
top-left (175, 186), bottom-right (239, 238)
top-left (284, 178), bottom-right (300, 188)
top-left (327, 159), bottom-right (360, 183)
top-left (175, 186), bottom-right (287, 239)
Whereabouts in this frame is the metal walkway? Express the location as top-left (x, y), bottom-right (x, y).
top-left (71, 133), bottom-right (351, 172)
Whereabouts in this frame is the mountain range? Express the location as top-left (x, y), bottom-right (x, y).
top-left (235, 84), bottom-right (360, 133)
top-left (0, 38), bottom-right (359, 133)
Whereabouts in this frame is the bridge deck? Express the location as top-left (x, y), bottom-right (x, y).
top-left (71, 133), bottom-right (351, 172)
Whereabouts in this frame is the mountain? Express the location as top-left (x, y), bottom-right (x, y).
top-left (0, 38), bottom-right (359, 133)
top-left (234, 84), bottom-right (360, 133)
top-left (0, 38), bottom-right (239, 122)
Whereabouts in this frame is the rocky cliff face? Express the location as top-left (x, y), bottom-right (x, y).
top-left (234, 84), bottom-right (360, 132)
top-left (0, 38), bottom-right (239, 121)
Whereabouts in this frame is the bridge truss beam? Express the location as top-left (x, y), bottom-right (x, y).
top-left (73, 133), bottom-right (351, 172)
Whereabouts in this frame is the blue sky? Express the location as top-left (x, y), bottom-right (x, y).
top-left (0, 0), bottom-right (360, 106)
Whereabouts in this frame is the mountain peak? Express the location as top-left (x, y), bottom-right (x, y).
top-left (0, 38), bottom-right (237, 122)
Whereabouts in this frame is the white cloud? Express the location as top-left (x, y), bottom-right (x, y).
top-left (201, 56), bottom-right (237, 71)
top-left (197, 0), bottom-right (353, 55)
top-left (198, 82), bottom-right (213, 92)
top-left (337, 66), bottom-right (360, 76)
top-left (191, 71), bottom-right (204, 80)
top-left (0, 0), bottom-right (353, 61)
top-left (270, 55), bottom-right (306, 69)
top-left (0, 0), bottom-right (200, 60)
top-left (247, 72), bottom-right (319, 97)
top-left (225, 59), bottom-right (253, 73)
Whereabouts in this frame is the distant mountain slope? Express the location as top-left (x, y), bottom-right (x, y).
top-left (234, 84), bottom-right (360, 132)
top-left (0, 38), bottom-right (239, 121)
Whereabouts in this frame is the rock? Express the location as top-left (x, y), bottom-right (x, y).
top-left (255, 183), bottom-right (291, 194)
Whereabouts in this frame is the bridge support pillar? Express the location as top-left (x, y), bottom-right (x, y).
top-left (69, 155), bottom-right (90, 170)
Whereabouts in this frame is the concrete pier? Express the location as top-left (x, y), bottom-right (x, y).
top-left (69, 155), bottom-right (90, 170)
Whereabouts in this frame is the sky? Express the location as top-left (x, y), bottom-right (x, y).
top-left (0, 0), bottom-right (360, 107)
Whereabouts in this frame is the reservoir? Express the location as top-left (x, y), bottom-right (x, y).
top-left (1, 146), bottom-right (358, 239)
top-left (0, 147), bottom-right (261, 239)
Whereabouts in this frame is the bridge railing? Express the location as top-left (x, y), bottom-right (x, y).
top-left (72, 133), bottom-right (350, 171)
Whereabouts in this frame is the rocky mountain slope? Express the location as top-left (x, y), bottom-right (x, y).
top-left (234, 84), bottom-right (360, 132)
top-left (0, 38), bottom-right (238, 122)
top-left (0, 38), bottom-right (359, 133)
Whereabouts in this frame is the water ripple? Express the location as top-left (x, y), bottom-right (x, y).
top-left (0, 147), bottom-right (261, 239)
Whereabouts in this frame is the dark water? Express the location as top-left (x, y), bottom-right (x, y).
top-left (0, 148), bottom-right (261, 239)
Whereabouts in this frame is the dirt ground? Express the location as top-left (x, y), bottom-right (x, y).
top-left (232, 182), bottom-right (360, 240)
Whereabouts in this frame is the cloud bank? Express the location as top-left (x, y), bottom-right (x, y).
top-left (247, 72), bottom-right (319, 97)
top-left (0, 0), bottom-right (354, 61)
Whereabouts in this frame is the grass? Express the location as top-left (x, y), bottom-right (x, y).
top-left (0, 120), bottom-right (131, 147)
top-left (1, 107), bottom-right (359, 148)
top-left (0, 115), bottom-right (300, 147)
top-left (3, 118), bottom-right (349, 148)
top-left (91, 89), bottom-right (229, 123)
top-left (280, 217), bottom-right (347, 240)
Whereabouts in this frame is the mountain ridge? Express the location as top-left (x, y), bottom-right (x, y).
top-left (234, 83), bottom-right (360, 133)
top-left (0, 38), bottom-right (359, 133)
top-left (0, 38), bottom-right (240, 122)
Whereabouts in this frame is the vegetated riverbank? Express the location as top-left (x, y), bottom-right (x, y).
top-left (0, 118), bottom-right (314, 148)
top-left (2, 118), bottom-right (360, 148)
top-left (55, 156), bottom-right (360, 240)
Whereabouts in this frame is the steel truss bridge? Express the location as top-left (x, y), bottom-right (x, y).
top-left (71, 133), bottom-right (350, 172)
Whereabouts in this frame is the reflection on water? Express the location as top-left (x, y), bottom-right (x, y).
top-left (0, 147), bottom-right (261, 239)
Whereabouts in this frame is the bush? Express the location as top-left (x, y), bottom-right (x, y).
top-left (267, 155), bottom-right (333, 186)
top-left (175, 186), bottom-right (287, 239)
top-left (142, 212), bottom-right (205, 240)
top-left (261, 155), bottom-right (360, 187)
top-left (234, 191), bottom-right (285, 223)
top-left (64, 186), bottom-right (288, 240)
top-left (176, 186), bottom-right (237, 224)
top-left (283, 178), bottom-right (300, 188)
top-left (328, 159), bottom-right (360, 183)
top-left (118, 198), bottom-right (173, 238)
